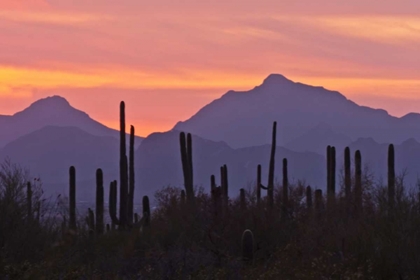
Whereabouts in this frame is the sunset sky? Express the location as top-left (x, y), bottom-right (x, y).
top-left (0, 0), bottom-right (419, 137)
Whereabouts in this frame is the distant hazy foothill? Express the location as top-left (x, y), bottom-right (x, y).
top-left (1, 74), bottom-right (420, 202)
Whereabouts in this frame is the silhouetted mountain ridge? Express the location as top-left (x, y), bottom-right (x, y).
top-left (0, 95), bottom-right (143, 147)
top-left (173, 74), bottom-right (415, 150)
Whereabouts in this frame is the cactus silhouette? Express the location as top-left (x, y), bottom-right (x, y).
top-left (69, 166), bottom-right (76, 230)
top-left (210, 175), bottom-right (216, 193)
top-left (267, 121), bottom-right (277, 209)
top-left (221, 164), bottom-right (229, 207)
top-left (109, 180), bottom-right (119, 227)
top-left (240, 188), bottom-right (246, 210)
top-left (241, 229), bottom-right (255, 265)
top-left (354, 150), bottom-right (362, 215)
top-left (119, 101), bottom-right (128, 229)
top-left (128, 125), bottom-right (136, 224)
top-left (344, 147), bottom-right (351, 214)
top-left (143, 196), bottom-right (150, 227)
top-left (95, 169), bottom-right (104, 235)
top-left (327, 146), bottom-right (336, 207)
top-left (180, 132), bottom-right (194, 202)
top-left (388, 144), bottom-right (395, 210)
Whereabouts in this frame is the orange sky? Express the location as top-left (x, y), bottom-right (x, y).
top-left (0, 1), bottom-right (419, 137)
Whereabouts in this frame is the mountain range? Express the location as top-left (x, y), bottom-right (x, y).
top-left (1, 75), bottom-right (420, 203)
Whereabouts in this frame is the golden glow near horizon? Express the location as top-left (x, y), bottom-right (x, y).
top-left (0, 1), bottom-right (419, 136)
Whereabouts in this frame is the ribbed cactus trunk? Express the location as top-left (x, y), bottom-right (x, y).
top-left (210, 175), bottom-right (216, 194)
top-left (242, 229), bottom-right (255, 265)
top-left (69, 166), bottom-right (76, 230)
top-left (109, 180), bottom-right (119, 227)
top-left (119, 101), bottom-right (128, 229)
top-left (240, 188), bottom-right (246, 210)
top-left (222, 164), bottom-right (229, 207)
top-left (268, 121), bottom-right (277, 210)
top-left (388, 144), bottom-right (395, 210)
top-left (306, 186), bottom-right (313, 210)
top-left (344, 147), bottom-right (351, 215)
top-left (257, 164), bottom-right (261, 205)
top-left (128, 125), bottom-right (135, 224)
top-left (180, 132), bottom-right (194, 202)
top-left (27, 182), bottom-right (32, 222)
top-left (96, 169), bottom-right (104, 235)
top-left (143, 196), bottom-right (150, 227)
top-left (327, 146), bottom-right (336, 208)
top-left (354, 150), bottom-right (362, 215)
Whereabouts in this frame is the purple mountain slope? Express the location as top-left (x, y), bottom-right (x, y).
top-left (0, 95), bottom-right (143, 148)
top-left (285, 122), bottom-right (352, 155)
top-left (135, 130), bottom-right (326, 196)
top-left (173, 74), bottom-right (420, 150)
top-left (0, 126), bottom-right (120, 200)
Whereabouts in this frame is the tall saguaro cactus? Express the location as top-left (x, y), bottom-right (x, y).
top-left (388, 144), bottom-right (395, 209)
top-left (354, 150), bottom-right (362, 214)
top-left (344, 147), bottom-right (352, 209)
top-left (222, 165), bottom-right (229, 202)
top-left (96, 169), bottom-right (104, 235)
top-left (180, 132), bottom-right (194, 202)
top-left (119, 101), bottom-right (128, 229)
top-left (327, 146), bottom-right (336, 207)
top-left (143, 196), bottom-right (151, 227)
top-left (109, 180), bottom-right (119, 227)
top-left (128, 125), bottom-right (136, 223)
top-left (267, 121), bottom-right (277, 209)
top-left (69, 166), bottom-right (76, 230)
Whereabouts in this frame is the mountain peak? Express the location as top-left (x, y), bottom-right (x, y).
top-left (27, 95), bottom-right (71, 111)
top-left (261, 74), bottom-right (293, 86)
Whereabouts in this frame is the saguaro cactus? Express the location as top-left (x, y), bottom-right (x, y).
top-left (388, 144), bottom-right (395, 210)
top-left (96, 169), bottom-right (104, 235)
top-left (344, 147), bottom-right (351, 212)
top-left (267, 121), bottom-right (277, 209)
top-left (109, 180), bottom-right (119, 228)
top-left (180, 132), bottom-right (194, 202)
top-left (240, 188), bottom-right (246, 210)
top-left (143, 196), bottom-right (151, 227)
top-left (210, 175), bottom-right (216, 193)
top-left (69, 166), bottom-right (76, 230)
top-left (327, 146), bottom-right (336, 207)
top-left (119, 101), bottom-right (129, 229)
top-left (222, 165), bottom-right (229, 203)
top-left (242, 229), bottom-right (255, 265)
top-left (354, 150), bottom-right (362, 214)
top-left (128, 125), bottom-right (136, 224)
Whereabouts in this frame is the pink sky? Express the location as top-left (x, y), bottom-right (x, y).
top-left (0, 1), bottom-right (419, 136)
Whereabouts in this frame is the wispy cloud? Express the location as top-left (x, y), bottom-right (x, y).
top-left (0, 0), bottom-right (419, 135)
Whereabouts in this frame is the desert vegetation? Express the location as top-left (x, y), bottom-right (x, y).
top-left (1, 101), bottom-right (420, 279)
